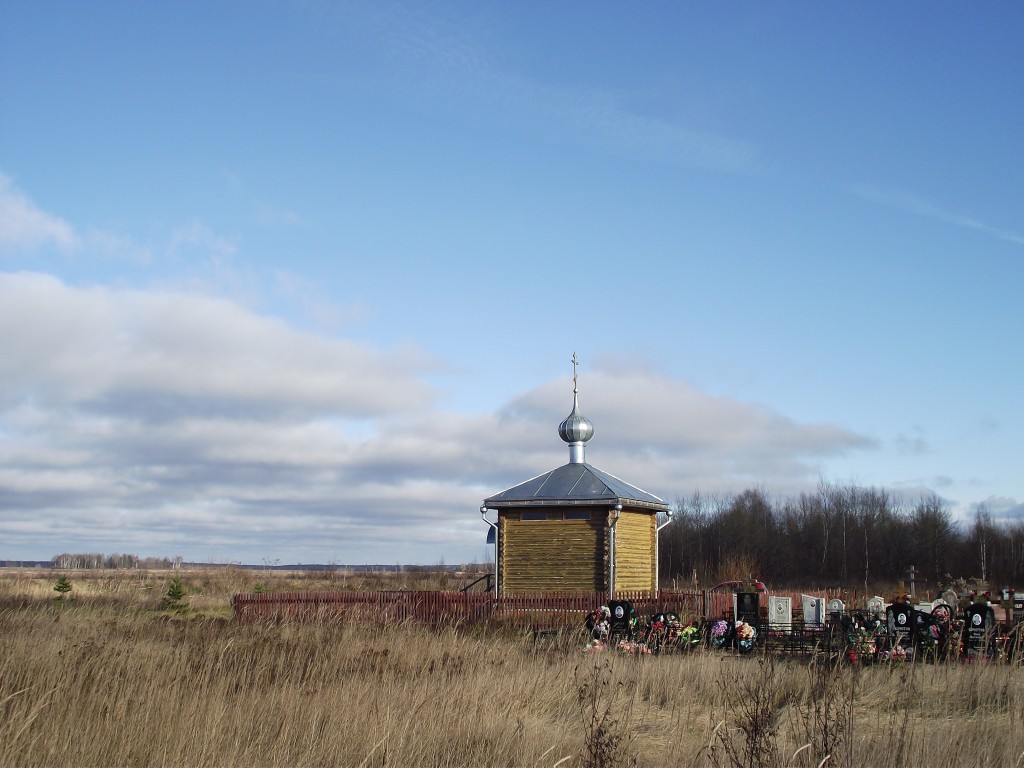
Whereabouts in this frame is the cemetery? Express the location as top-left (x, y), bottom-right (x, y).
top-left (580, 577), bottom-right (1024, 664)
top-left (234, 574), bottom-right (1023, 667)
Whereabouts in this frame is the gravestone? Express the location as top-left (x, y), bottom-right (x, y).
top-left (1011, 595), bottom-right (1024, 661)
top-left (768, 595), bottom-right (792, 630)
top-left (824, 598), bottom-right (848, 652)
top-left (607, 600), bottom-right (637, 639)
top-left (866, 596), bottom-right (886, 617)
top-left (963, 603), bottom-right (996, 657)
top-left (802, 594), bottom-right (825, 627)
top-left (886, 601), bottom-right (914, 643)
top-left (827, 598), bottom-right (846, 621)
top-left (734, 592), bottom-right (760, 626)
top-left (942, 589), bottom-right (958, 608)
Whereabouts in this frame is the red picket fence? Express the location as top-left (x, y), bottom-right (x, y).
top-left (231, 589), bottom-right (706, 630)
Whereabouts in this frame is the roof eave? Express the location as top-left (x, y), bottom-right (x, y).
top-left (484, 497), bottom-right (669, 512)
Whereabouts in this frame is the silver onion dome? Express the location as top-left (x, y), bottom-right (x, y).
top-left (558, 393), bottom-right (594, 445)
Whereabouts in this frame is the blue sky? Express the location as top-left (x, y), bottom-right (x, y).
top-left (1, 2), bottom-right (1021, 565)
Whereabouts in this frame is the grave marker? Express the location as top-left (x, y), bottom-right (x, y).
top-left (964, 602), bottom-right (996, 658)
top-left (906, 565), bottom-right (919, 599)
top-left (768, 595), bottom-right (792, 630)
top-left (802, 594), bottom-right (824, 627)
top-left (827, 598), bottom-right (845, 621)
top-left (886, 600), bottom-right (914, 643)
top-left (734, 591), bottom-right (760, 626)
top-left (866, 596), bottom-right (886, 617)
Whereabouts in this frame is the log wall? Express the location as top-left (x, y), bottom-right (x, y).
top-left (614, 509), bottom-right (655, 593)
top-left (500, 508), bottom-right (606, 592)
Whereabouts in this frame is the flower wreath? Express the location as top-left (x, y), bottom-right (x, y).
top-left (734, 621), bottom-right (756, 642)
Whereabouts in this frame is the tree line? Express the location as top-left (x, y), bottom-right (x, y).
top-left (658, 482), bottom-right (1024, 591)
top-left (50, 553), bottom-right (184, 570)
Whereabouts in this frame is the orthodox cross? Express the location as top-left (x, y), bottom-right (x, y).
top-left (907, 565), bottom-right (919, 599)
top-left (571, 352), bottom-right (579, 394)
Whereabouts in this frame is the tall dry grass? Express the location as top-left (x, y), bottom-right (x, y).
top-left (1, 569), bottom-right (1023, 767)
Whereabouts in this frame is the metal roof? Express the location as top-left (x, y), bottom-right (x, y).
top-left (483, 462), bottom-right (669, 512)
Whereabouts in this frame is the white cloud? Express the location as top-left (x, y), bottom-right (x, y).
top-left (499, 367), bottom-right (873, 495)
top-left (0, 174), bottom-right (78, 251)
top-left (0, 272), bottom-right (877, 563)
top-left (0, 272), bottom-right (435, 415)
top-left (975, 495), bottom-right (1024, 524)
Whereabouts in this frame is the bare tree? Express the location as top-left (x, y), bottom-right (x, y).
top-left (972, 505), bottom-right (994, 583)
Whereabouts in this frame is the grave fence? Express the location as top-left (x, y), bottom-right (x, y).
top-left (231, 588), bottom-right (816, 631)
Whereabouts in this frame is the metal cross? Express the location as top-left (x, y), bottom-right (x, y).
top-left (571, 352), bottom-right (579, 394)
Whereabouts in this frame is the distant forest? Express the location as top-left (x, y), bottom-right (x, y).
top-left (23, 481), bottom-right (1024, 593)
top-left (48, 554), bottom-right (184, 570)
top-left (34, 557), bottom-right (436, 573)
top-left (658, 481), bottom-right (1024, 591)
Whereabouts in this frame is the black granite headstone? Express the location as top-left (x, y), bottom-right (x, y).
top-left (735, 592), bottom-right (760, 625)
top-left (886, 602), bottom-right (914, 641)
top-left (964, 603), bottom-right (995, 654)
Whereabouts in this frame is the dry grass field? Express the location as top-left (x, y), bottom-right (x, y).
top-left (1, 568), bottom-right (1023, 767)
